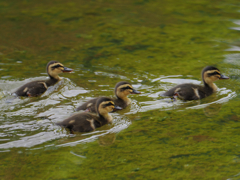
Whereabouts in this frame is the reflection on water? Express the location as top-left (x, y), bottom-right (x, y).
top-left (203, 103), bottom-right (222, 117)
top-left (98, 133), bottom-right (116, 146)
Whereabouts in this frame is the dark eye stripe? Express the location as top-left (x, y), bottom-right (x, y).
top-left (107, 102), bottom-right (114, 106)
top-left (121, 86), bottom-right (132, 90)
top-left (208, 71), bottom-right (220, 76)
top-left (51, 64), bottom-right (63, 69)
top-left (102, 102), bottom-right (114, 108)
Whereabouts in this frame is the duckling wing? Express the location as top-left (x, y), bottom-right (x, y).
top-left (75, 98), bottom-right (98, 112)
top-left (14, 81), bottom-right (48, 97)
top-left (163, 84), bottom-right (202, 100)
top-left (56, 112), bottom-right (99, 132)
top-left (162, 84), bottom-right (188, 97)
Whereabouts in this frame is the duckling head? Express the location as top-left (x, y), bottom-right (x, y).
top-left (47, 61), bottom-right (73, 80)
top-left (96, 97), bottom-right (122, 115)
top-left (202, 66), bottom-right (229, 90)
top-left (115, 81), bottom-right (141, 100)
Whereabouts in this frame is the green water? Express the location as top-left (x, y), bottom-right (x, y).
top-left (1, 0), bottom-right (240, 179)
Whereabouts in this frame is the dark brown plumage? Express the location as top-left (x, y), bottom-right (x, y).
top-left (14, 61), bottom-right (72, 97)
top-left (75, 81), bottom-right (141, 113)
top-left (162, 66), bottom-right (229, 100)
top-left (56, 97), bottom-right (122, 133)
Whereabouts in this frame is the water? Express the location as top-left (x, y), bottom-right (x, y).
top-left (1, 0), bottom-right (240, 179)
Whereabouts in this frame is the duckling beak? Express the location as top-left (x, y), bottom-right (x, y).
top-left (131, 89), bottom-right (141, 94)
top-left (113, 105), bottom-right (122, 111)
top-left (62, 67), bottom-right (73, 73)
top-left (219, 74), bottom-right (229, 79)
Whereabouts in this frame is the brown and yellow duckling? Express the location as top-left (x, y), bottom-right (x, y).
top-left (162, 66), bottom-right (229, 100)
top-left (14, 61), bottom-right (72, 97)
top-left (56, 97), bottom-right (122, 132)
top-left (75, 81), bottom-right (141, 113)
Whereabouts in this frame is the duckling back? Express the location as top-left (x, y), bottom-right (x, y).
top-left (163, 83), bottom-right (212, 100)
top-left (56, 112), bottom-right (103, 132)
top-left (75, 98), bottom-right (98, 112)
top-left (75, 97), bottom-right (127, 113)
top-left (14, 80), bottom-right (49, 97)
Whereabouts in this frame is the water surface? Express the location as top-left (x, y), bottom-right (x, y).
top-left (1, 0), bottom-right (240, 179)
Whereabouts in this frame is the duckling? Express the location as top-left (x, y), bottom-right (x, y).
top-left (75, 81), bottom-right (141, 113)
top-left (162, 66), bottom-right (229, 100)
top-left (14, 61), bottom-right (72, 97)
top-left (56, 97), bottom-right (122, 132)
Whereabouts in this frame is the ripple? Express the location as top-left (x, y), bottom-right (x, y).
top-left (0, 131), bottom-right (67, 149)
top-left (224, 53), bottom-right (240, 66)
top-left (232, 20), bottom-right (240, 26)
top-left (0, 77), bottom-right (90, 149)
top-left (0, 75), bottom-right (134, 149)
top-left (0, 73), bottom-right (235, 150)
top-left (160, 78), bottom-right (200, 85)
top-left (225, 45), bottom-right (240, 52)
top-left (230, 27), bottom-right (240, 31)
top-left (94, 71), bottom-right (128, 79)
top-left (187, 90), bottom-right (237, 110)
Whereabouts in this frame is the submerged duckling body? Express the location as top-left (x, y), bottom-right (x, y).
top-left (14, 61), bottom-right (72, 97)
top-left (162, 66), bottom-right (229, 100)
top-left (75, 81), bottom-right (141, 113)
top-left (56, 97), bottom-right (122, 132)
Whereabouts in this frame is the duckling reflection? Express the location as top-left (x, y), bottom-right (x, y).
top-left (56, 97), bottom-right (122, 133)
top-left (98, 133), bottom-right (116, 146)
top-left (203, 103), bottom-right (222, 117)
top-left (75, 81), bottom-right (141, 113)
top-left (14, 61), bottom-right (72, 97)
top-left (162, 66), bottom-right (229, 100)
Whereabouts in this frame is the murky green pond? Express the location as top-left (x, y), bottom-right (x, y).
top-left (1, 0), bottom-right (240, 179)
